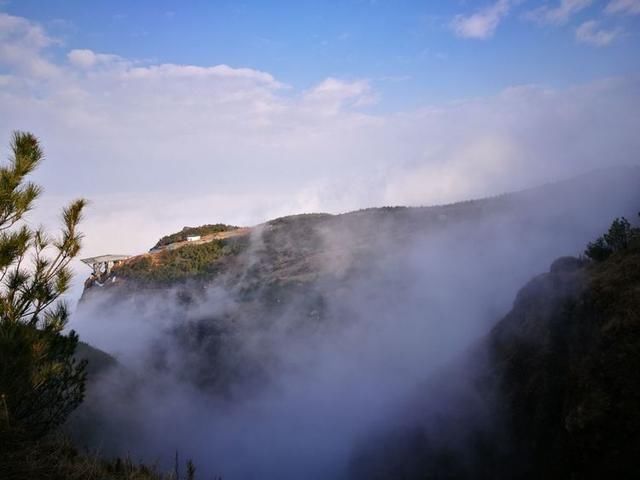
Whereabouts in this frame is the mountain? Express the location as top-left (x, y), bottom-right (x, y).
top-left (350, 239), bottom-right (640, 479)
top-left (72, 166), bottom-right (640, 479)
top-left (82, 166), bottom-right (640, 295)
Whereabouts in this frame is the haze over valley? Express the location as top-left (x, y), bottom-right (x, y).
top-left (1, 1), bottom-right (640, 479)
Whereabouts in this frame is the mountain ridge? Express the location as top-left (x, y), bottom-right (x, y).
top-left (82, 165), bottom-right (640, 296)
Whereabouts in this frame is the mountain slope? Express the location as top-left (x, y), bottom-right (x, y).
top-left (72, 166), bottom-right (640, 479)
top-left (490, 245), bottom-right (640, 478)
top-left (77, 167), bottom-right (640, 394)
top-left (83, 166), bottom-right (640, 294)
top-left (351, 240), bottom-right (640, 479)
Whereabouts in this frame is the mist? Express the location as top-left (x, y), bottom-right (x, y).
top-left (1, 3), bottom-right (639, 479)
top-left (68, 168), bottom-right (640, 479)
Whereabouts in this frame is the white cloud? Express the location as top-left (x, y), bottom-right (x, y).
top-left (605, 0), bottom-right (640, 15)
top-left (451, 0), bottom-right (512, 39)
top-left (380, 78), bottom-right (639, 204)
top-left (67, 49), bottom-right (123, 69)
top-left (575, 20), bottom-right (621, 46)
top-left (302, 78), bottom-right (377, 114)
top-left (1, 13), bottom-right (639, 296)
top-left (122, 63), bottom-right (284, 87)
top-left (0, 12), bottom-right (60, 77)
top-left (0, 12), bottom-right (54, 49)
top-left (525, 0), bottom-right (592, 25)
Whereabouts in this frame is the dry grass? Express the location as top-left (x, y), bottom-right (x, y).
top-left (1, 432), bottom-right (179, 480)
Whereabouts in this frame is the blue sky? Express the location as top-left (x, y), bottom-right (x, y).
top-left (0, 1), bottom-right (639, 266)
top-left (5, 0), bottom-right (640, 109)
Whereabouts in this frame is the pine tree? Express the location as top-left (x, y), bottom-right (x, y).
top-left (0, 131), bottom-right (87, 441)
top-left (585, 216), bottom-right (637, 262)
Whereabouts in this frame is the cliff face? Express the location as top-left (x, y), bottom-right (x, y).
top-left (490, 248), bottom-right (640, 478)
top-left (350, 247), bottom-right (640, 479)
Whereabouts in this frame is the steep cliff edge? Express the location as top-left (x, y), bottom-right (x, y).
top-left (351, 243), bottom-right (640, 479)
top-left (489, 247), bottom-right (640, 478)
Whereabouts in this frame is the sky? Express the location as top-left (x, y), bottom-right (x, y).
top-left (0, 0), bottom-right (639, 289)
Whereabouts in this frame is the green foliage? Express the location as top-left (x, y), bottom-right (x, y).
top-left (584, 236), bottom-right (611, 262)
top-left (0, 132), bottom-right (87, 441)
top-left (604, 216), bottom-right (633, 250)
top-left (117, 237), bottom-right (247, 284)
top-left (585, 216), bottom-right (638, 261)
top-left (0, 322), bottom-right (86, 439)
top-left (153, 223), bottom-right (238, 249)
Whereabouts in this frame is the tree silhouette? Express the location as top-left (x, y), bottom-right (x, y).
top-left (585, 216), bottom-right (636, 262)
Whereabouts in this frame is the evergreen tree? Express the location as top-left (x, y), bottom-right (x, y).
top-left (585, 216), bottom-right (637, 262)
top-left (0, 131), bottom-right (87, 441)
top-left (603, 217), bottom-right (632, 251)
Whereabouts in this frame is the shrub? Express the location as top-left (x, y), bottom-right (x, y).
top-left (153, 224), bottom-right (239, 249)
